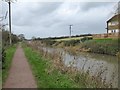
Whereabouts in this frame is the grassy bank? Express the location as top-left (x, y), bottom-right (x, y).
top-left (41, 38), bottom-right (119, 56)
top-left (23, 46), bottom-right (81, 88)
top-left (80, 38), bottom-right (119, 56)
top-left (23, 43), bottom-right (111, 88)
top-left (2, 45), bottom-right (17, 85)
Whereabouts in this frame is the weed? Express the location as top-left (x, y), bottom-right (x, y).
top-left (25, 41), bottom-right (117, 88)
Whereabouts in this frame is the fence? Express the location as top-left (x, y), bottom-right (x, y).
top-left (93, 33), bottom-right (120, 39)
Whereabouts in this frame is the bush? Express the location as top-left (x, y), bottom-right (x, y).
top-left (63, 40), bottom-right (80, 46)
top-left (35, 39), bottom-right (56, 46)
top-left (2, 47), bottom-right (6, 69)
top-left (81, 37), bottom-right (93, 42)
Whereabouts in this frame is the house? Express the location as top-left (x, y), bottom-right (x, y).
top-left (106, 14), bottom-right (120, 38)
top-left (93, 14), bottom-right (120, 39)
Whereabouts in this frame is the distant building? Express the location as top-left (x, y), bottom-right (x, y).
top-left (93, 2), bottom-right (120, 39)
top-left (107, 14), bottom-right (120, 33)
top-left (106, 14), bottom-right (120, 38)
top-left (106, 1), bottom-right (120, 38)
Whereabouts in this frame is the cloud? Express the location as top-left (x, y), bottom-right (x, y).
top-left (12, 2), bottom-right (62, 26)
top-left (80, 2), bottom-right (114, 11)
top-left (2, 1), bottom-right (116, 39)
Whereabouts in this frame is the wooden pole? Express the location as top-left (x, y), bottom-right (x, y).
top-left (8, 1), bottom-right (12, 45)
top-left (69, 25), bottom-right (72, 38)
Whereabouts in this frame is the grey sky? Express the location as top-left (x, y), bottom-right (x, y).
top-left (1, 1), bottom-right (119, 39)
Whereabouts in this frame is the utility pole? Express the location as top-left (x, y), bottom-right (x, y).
top-left (2, 0), bottom-right (17, 45)
top-left (5, 0), bottom-right (17, 45)
top-left (4, 0), bottom-right (13, 45)
top-left (69, 25), bottom-right (73, 38)
top-left (8, 1), bottom-right (12, 45)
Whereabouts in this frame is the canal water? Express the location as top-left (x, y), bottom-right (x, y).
top-left (39, 46), bottom-right (118, 88)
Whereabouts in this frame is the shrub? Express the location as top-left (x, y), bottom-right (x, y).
top-left (63, 40), bottom-right (80, 46)
top-left (41, 40), bottom-right (56, 46)
top-left (2, 47), bottom-right (6, 69)
top-left (81, 37), bottom-right (93, 42)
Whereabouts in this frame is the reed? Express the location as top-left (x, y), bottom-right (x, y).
top-left (25, 41), bottom-right (117, 88)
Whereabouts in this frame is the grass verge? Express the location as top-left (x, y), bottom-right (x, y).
top-left (2, 45), bottom-right (17, 85)
top-left (0, 70), bottom-right (2, 89)
top-left (23, 46), bottom-right (82, 88)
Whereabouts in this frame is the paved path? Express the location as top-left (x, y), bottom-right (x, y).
top-left (3, 45), bottom-right (37, 88)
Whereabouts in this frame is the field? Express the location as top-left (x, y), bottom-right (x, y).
top-left (54, 36), bottom-right (92, 41)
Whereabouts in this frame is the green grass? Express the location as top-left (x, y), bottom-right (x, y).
top-left (92, 38), bottom-right (113, 42)
top-left (2, 45), bottom-right (17, 85)
top-left (23, 44), bottom-right (111, 88)
top-left (23, 46), bottom-right (82, 88)
top-left (0, 70), bottom-right (2, 89)
top-left (81, 38), bottom-right (119, 55)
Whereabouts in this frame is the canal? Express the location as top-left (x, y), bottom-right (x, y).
top-left (39, 46), bottom-right (118, 88)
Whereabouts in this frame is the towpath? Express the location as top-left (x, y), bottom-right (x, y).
top-left (3, 45), bottom-right (37, 88)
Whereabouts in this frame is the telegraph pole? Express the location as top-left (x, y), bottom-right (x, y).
top-left (4, 0), bottom-right (12, 45)
top-left (8, 0), bottom-right (12, 45)
top-left (69, 25), bottom-right (73, 38)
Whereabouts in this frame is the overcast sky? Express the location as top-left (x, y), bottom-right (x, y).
top-left (1, 0), bottom-right (119, 39)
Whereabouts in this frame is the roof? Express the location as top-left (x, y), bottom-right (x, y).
top-left (107, 14), bottom-right (120, 22)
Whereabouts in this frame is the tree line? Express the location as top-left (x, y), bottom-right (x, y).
top-left (33, 34), bottom-right (92, 40)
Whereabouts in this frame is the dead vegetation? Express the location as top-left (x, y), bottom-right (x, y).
top-left (25, 41), bottom-right (117, 88)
